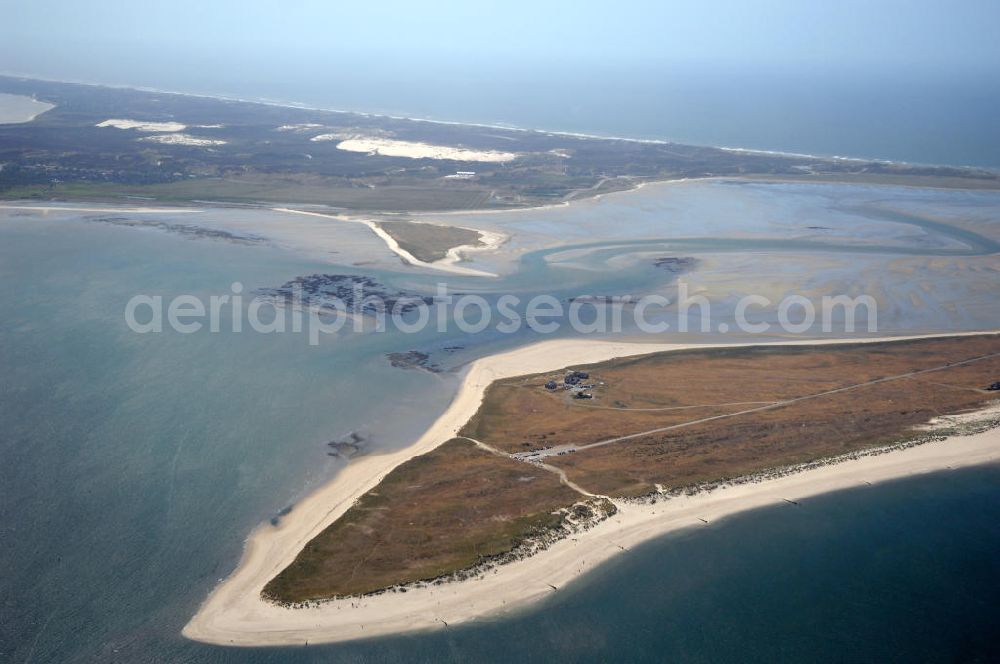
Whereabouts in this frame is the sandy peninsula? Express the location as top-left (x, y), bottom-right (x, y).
top-left (272, 207), bottom-right (502, 277)
top-left (183, 330), bottom-right (1000, 647)
top-left (438, 228), bottom-right (505, 271)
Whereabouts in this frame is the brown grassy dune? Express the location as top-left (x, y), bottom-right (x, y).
top-left (263, 438), bottom-right (580, 602)
top-left (462, 336), bottom-right (1000, 496)
top-left (376, 221), bottom-right (483, 263)
top-left (267, 334), bottom-right (1000, 601)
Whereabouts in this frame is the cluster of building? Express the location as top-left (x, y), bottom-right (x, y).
top-left (544, 370), bottom-right (596, 399)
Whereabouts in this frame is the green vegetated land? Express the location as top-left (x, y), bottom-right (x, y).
top-left (3, 76), bottom-right (999, 213)
top-left (376, 221), bottom-right (483, 262)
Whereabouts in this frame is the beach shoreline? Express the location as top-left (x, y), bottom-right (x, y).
top-left (182, 330), bottom-right (1000, 647)
top-left (271, 207), bottom-right (501, 276)
top-left (0, 204), bottom-right (203, 214)
top-left (8, 72), bottom-right (999, 172)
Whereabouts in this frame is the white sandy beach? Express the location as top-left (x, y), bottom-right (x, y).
top-left (272, 207), bottom-right (501, 277)
top-left (437, 228), bottom-right (506, 270)
top-left (183, 331), bottom-right (1000, 647)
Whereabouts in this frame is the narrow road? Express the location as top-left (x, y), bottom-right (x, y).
top-left (569, 400), bottom-right (779, 413)
top-left (456, 436), bottom-right (600, 498)
top-left (513, 350), bottom-right (1000, 461)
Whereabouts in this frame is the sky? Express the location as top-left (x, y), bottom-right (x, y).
top-left (3, 0), bottom-right (1000, 167)
top-left (4, 0), bottom-right (1000, 76)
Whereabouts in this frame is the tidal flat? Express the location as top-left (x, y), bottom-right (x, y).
top-left (2, 172), bottom-right (999, 660)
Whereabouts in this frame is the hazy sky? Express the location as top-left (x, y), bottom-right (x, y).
top-left (3, 2), bottom-right (1000, 166)
top-left (4, 0), bottom-right (1000, 76)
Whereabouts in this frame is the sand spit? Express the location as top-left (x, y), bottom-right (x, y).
top-left (272, 208), bottom-right (500, 277)
top-left (184, 331), bottom-right (1000, 647)
top-left (437, 227), bottom-right (506, 270)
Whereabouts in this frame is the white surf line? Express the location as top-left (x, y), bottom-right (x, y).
top-left (0, 204), bottom-right (202, 214)
top-left (272, 207), bottom-right (499, 277)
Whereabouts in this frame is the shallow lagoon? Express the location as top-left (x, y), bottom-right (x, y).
top-left (1, 177), bottom-right (998, 661)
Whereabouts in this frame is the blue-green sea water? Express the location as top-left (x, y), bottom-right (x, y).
top-left (7, 63), bottom-right (1000, 168)
top-left (1, 210), bottom-right (998, 662)
top-left (262, 464), bottom-right (1000, 664)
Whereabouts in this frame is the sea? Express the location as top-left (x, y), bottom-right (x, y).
top-left (1, 65), bottom-right (999, 662)
top-left (1, 194), bottom-right (999, 662)
top-left (5, 62), bottom-right (1000, 169)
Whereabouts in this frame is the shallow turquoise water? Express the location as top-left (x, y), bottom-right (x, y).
top-left (0, 219), bottom-right (461, 662)
top-left (0, 213), bottom-right (682, 662)
top-left (1, 209), bottom-right (998, 662)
